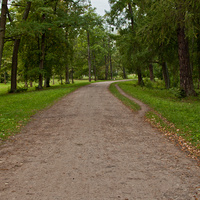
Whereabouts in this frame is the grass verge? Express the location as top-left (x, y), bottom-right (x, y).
top-left (109, 82), bottom-right (141, 112)
top-left (0, 81), bottom-right (90, 140)
top-left (111, 81), bottom-right (200, 152)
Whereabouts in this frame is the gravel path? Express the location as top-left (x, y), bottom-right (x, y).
top-left (0, 81), bottom-right (200, 200)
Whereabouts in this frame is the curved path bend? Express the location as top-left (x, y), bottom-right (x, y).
top-left (0, 81), bottom-right (200, 200)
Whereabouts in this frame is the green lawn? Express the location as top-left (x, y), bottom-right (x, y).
top-left (0, 81), bottom-right (90, 140)
top-left (110, 81), bottom-right (200, 148)
top-left (109, 83), bottom-right (141, 111)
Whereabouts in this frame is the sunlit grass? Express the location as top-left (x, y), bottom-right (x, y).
top-left (109, 83), bottom-right (141, 111)
top-left (114, 81), bottom-right (200, 148)
top-left (0, 81), bottom-right (90, 140)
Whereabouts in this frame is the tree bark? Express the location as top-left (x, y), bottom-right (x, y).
top-left (87, 31), bottom-right (91, 82)
top-left (128, 3), bottom-right (134, 31)
top-left (197, 32), bottom-right (200, 89)
top-left (4, 71), bottom-right (7, 84)
top-left (177, 24), bottom-right (196, 96)
top-left (93, 54), bottom-right (97, 81)
top-left (11, 39), bottom-right (20, 92)
top-left (65, 65), bottom-right (70, 84)
top-left (44, 77), bottom-right (50, 87)
top-left (162, 62), bottom-right (170, 89)
top-left (71, 68), bottom-right (74, 84)
top-left (38, 31), bottom-right (45, 89)
top-left (123, 66), bottom-right (126, 79)
top-left (149, 63), bottom-right (154, 81)
top-left (137, 67), bottom-right (143, 86)
top-left (60, 76), bottom-right (62, 84)
top-left (0, 0), bottom-right (8, 69)
top-left (176, 1), bottom-right (196, 96)
top-left (110, 54), bottom-right (113, 80)
top-left (10, 1), bottom-right (31, 92)
top-left (105, 55), bottom-right (108, 80)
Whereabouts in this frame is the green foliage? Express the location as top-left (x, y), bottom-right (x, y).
top-left (117, 81), bottom-right (200, 147)
top-left (8, 86), bottom-right (28, 93)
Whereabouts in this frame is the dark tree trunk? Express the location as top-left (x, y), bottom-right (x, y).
top-left (65, 65), bottom-right (70, 84)
top-left (38, 32), bottom-right (45, 89)
top-left (177, 24), bottom-right (196, 96)
top-left (87, 31), bottom-right (91, 82)
top-left (6, 5), bottom-right (12, 23)
top-left (110, 55), bottom-right (113, 80)
top-left (128, 3), bottom-right (134, 31)
top-left (4, 71), bottom-right (6, 84)
top-left (60, 75), bottom-right (63, 85)
top-left (44, 77), bottom-right (50, 87)
top-left (149, 63), bottom-right (154, 81)
top-left (10, 1), bottom-right (31, 92)
top-left (11, 39), bottom-right (20, 92)
top-left (105, 55), bottom-right (108, 80)
top-left (197, 33), bottom-right (200, 89)
top-left (176, 1), bottom-right (196, 96)
top-left (53, 74), bottom-right (55, 85)
top-left (71, 68), bottom-right (74, 84)
top-left (0, 0), bottom-right (8, 69)
top-left (137, 67), bottom-right (143, 86)
top-left (30, 81), bottom-right (32, 87)
top-left (93, 55), bottom-right (97, 81)
top-left (162, 62), bottom-right (170, 89)
top-left (123, 66), bottom-right (126, 79)
top-left (198, 66), bottom-right (200, 89)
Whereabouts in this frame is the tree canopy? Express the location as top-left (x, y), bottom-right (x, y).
top-left (0, 0), bottom-right (200, 96)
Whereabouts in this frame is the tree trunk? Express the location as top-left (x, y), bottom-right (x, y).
top-left (110, 55), bottom-right (113, 80)
top-left (176, 1), bottom-right (196, 96)
top-left (93, 55), bottom-right (97, 81)
top-left (128, 3), bottom-right (134, 31)
top-left (149, 63), bottom-right (154, 81)
top-left (197, 32), bottom-right (200, 89)
top-left (45, 77), bottom-right (50, 87)
top-left (65, 65), bottom-right (70, 84)
top-left (123, 66), bottom-right (126, 79)
top-left (137, 68), bottom-right (143, 86)
top-left (0, 0), bottom-right (7, 69)
top-left (4, 71), bottom-right (6, 84)
top-left (10, 1), bottom-right (31, 92)
top-left (162, 62), bottom-right (170, 89)
top-left (87, 31), bottom-right (91, 82)
top-left (177, 24), bottom-right (196, 96)
top-left (38, 32), bottom-right (45, 89)
top-left (11, 39), bottom-right (20, 92)
top-left (53, 74), bottom-right (55, 85)
top-left (105, 55), bottom-right (108, 80)
top-left (60, 75), bottom-right (63, 85)
top-left (71, 68), bottom-right (74, 84)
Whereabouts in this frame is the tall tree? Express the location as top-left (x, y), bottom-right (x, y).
top-left (176, 0), bottom-right (196, 96)
top-left (0, 0), bottom-right (8, 69)
top-left (11, 1), bottom-right (31, 92)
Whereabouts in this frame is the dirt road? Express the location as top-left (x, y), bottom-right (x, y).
top-left (0, 81), bottom-right (200, 200)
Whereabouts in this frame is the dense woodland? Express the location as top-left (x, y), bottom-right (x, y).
top-left (0, 0), bottom-right (200, 96)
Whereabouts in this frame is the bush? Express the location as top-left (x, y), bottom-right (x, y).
top-left (8, 86), bottom-right (28, 93)
top-left (170, 88), bottom-right (186, 99)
